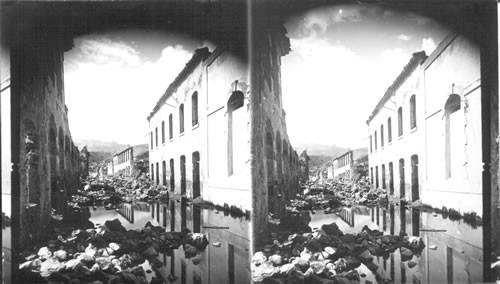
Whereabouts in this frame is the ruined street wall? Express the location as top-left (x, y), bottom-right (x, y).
top-left (11, 38), bottom-right (80, 246)
top-left (251, 24), bottom-right (300, 239)
top-left (422, 34), bottom-right (482, 216)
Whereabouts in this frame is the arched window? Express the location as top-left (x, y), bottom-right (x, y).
top-left (155, 127), bottom-right (158, 147)
top-left (387, 117), bottom-right (392, 143)
top-left (151, 163), bottom-right (154, 181)
top-left (180, 155), bottom-right (186, 194)
top-left (380, 124), bottom-right (384, 147)
top-left (179, 104), bottom-right (185, 134)
top-left (398, 107), bottom-right (403, 136)
top-left (192, 91), bottom-right (199, 126)
top-left (161, 121), bottom-right (165, 144)
top-left (169, 159), bottom-right (175, 191)
top-left (227, 91), bottom-right (245, 176)
top-left (169, 114), bottom-right (173, 139)
top-left (162, 160), bottom-right (167, 186)
top-left (369, 135), bottom-right (372, 153)
top-left (444, 94), bottom-right (462, 179)
top-left (410, 95), bottom-right (417, 129)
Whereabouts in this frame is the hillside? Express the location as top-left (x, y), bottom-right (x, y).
top-left (295, 143), bottom-right (348, 157)
top-left (75, 139), bottom-right (128, 154)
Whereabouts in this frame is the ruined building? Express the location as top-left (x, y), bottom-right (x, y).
top-left (298, 150), bottom-right (310, 181)
top-left (332, 149), bottom-right (368, 181)
top-left (367, 33), bottom-right (483, 216)
top-left (3, 34), bottom-right (81, 247)
top-left (79, 146), bottom-right (90, 178)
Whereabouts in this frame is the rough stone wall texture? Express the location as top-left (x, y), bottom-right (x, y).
top-left (299, 150), bottom-right (310, 181)
top-left (251, 22), bottom-right (300, 241)
top-left (80, 146), bottom-right (90, 178)
top-left (11, 37), bottom-right (80, 247)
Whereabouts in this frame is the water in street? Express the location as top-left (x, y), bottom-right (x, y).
top-left (309, 203), bottom-right (483, 283)
top-left (89, 201), bottom-right (251, 284)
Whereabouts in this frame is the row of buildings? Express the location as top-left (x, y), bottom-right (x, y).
top-left (367, 33), bottom-right (482, 216)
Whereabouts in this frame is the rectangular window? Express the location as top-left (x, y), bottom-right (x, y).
top-left (381, 125), bottom-right (384, 147)
top-left (370, 135), bottom-right (372, 153)
top-left (382, 164), bottom-right (386, 189)
top-left (169, 114), bottom-right (173, 139)
top-left (388, 117), bottom-right (392, 143)
top-left (155, 127), bottom-right (158, 147)
top-left (374, 131), bottom-right (378, 150)
top-left (192, 92), bottom-right (199, 126)
top-left (179, 104), bottom-right (185, 134)
top-left (150, 132), bottom-right (153, 149)
top-left (398, 107), bottom-right (403, 136)
top-left (410, 95), bottom-right (417, 129)
top-left (161, 121), bottom-right (165, 144)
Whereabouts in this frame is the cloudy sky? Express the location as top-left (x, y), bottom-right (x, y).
top-left (64, 29), bottom-right (205, 145)
top-left (282, 5), bottom-right (449, 149)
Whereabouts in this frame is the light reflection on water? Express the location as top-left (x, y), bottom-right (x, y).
top-left (309, 203), bottom-right (483, 284)
top-left (89, 201), bottom-right (251, 284)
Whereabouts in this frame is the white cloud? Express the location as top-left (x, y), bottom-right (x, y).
top-left (282, 37), bottom-right (411, 149)
top-left (65, 37), bottom-right (193, 145)
top-left (422, 37), bottom-right (437, 55)
top-left (397, 34), bottom-right (411, 41)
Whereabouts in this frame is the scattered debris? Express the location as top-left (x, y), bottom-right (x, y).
top-left (19, 218), bottom-right (209, 283)
top-left (252, 222), bottom-right (425, 283)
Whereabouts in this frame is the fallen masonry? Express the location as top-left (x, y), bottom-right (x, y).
top-left (19, 218), bottom-right (209, 284)
top-left (286, 179), bottom-right (388, 214)
top-left (252, 222), bottom-right (425, 284)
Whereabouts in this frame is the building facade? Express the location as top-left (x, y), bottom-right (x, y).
top-left (367, 33), bottom-right (482, 216)
top-left (333, 151), bottom-right (354, 181)
top-left (421, 33), bottom-right (482, 215)
top-left (110, 147), bottom-right (134, 176)
top-left (367, 51), bottom-right (426, 200)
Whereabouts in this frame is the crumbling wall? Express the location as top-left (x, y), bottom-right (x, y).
top-left (299, 150), bottom-right (310, 181)
top-left (11, 35), bottom-right (80, 247)
top-left (251, 20), bottom-right (300, 240)
top-left (80, 146), bottom-right (90, 178)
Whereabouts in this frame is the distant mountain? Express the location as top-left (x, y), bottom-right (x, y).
top-left (74, 139), bottom-right (129, 154)
top-left (295, 143), bottom-right (349, 157)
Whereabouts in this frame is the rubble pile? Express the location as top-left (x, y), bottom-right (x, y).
top-left (70, 175), bottom-right (170, 209)
top-left (287, 179), bottom-right (387, 213)
top-left (253, 222), bottom-right (425, 284)
top-left (19, 218), bottom-right (209, 283)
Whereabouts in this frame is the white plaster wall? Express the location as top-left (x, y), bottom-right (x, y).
top-left (368, 63), bottom-right (425, 200)
top-left (422, 34), bottom-right (482, 215)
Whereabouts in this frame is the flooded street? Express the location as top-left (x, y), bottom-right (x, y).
top-left (309, 204), bottom-right (483, 283)
top-left (90, 202), bottom-right (251, 284)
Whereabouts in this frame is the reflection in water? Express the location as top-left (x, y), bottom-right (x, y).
top-left (310, 203), bottom-right (483, 283)
top-left (90, 202), bottom-right (250, 284)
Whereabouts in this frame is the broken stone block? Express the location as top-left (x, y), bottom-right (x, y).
top-left (400, 247), bottom-right (413, 262)
top-left (37, 247), bottom-right (52, 260)
top-left (253, 251), bottom-right (267, 266)
top-left (321, 222), bottom-right (343, 237)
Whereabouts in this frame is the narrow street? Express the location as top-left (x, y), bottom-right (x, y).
top-left (252, 178), bottom-right (483, 283)
top-left (1, 1), bottom-right (498, 284)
